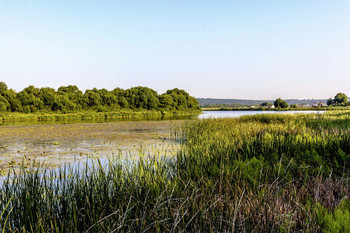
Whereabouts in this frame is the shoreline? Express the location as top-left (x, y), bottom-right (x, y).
top-left (0, 110), bottom-right (201, 125)
top-left (200, 107), bottom-right (349, 111)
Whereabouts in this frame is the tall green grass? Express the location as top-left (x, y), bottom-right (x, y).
top-left (0, 110), bottom-right (201, 125)
top-left (1, 111), bottom-right (350, 232)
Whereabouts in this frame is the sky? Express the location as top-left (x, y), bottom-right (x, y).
top-left (0, 0), bottom-right (349, 99)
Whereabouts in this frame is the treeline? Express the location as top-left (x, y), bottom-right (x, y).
top-left (201, 103), bottom-right (247, 108)
top-left (327, 92), bottom-right (349, 106)
top-left (197, 98), bottom-right (329, 107)
top-left (0, 82), bottom-right (200, 113)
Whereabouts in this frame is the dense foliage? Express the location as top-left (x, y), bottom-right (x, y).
top-left (0, 82), bottom-right (200, 113)
top-left (274, 98), bottom-right (289, 108)
top-left (260, 102), bottom-right (273, 107)
top-left (1, 111), bottom-right (350, 232)
top-left (328, 92), bottom-right (349, 106)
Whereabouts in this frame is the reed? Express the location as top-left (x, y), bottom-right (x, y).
top-left (0, 110), bottom-right (201, 125)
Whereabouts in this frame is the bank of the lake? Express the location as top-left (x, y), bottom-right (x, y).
top-left (199, 110), bottom-right (325, 119)
top-left (0, 110), bottom-right (201, 125)
top-left (201, 106), bottom-right (350, 111)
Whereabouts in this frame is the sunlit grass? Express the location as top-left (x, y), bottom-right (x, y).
top-left (0, 110), bottom-right (200, 126)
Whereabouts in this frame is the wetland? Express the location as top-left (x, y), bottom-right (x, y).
top-left (1, 110), bottom-right (349, 232)
top-left (0, 110), bottom-right (324, 174)
top-left (0, 119), bottom-right (186, 174)
top-left (0, 110), bottom-right (326, 174)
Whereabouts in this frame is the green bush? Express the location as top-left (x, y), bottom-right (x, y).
top-left (316, 198), bottom-right (350, 233)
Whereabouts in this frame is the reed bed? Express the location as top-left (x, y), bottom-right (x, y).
top-left (0, 110), bottom-right (200, 125)
top-left (1, 111), bottom-right (350, 232)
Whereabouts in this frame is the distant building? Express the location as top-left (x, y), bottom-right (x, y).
top-left (312, 102), bottom-right (327, 107)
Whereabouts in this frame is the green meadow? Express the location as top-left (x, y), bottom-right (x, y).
top-left (1, 111), bottom-right (350, 232)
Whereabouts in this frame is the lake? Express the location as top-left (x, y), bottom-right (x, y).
top-left (0, 110), bottom-right (325, 175)
top-left (198, 110), bottom-right (325, 119)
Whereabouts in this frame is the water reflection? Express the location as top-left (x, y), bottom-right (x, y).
top-left (0, 114), bottom-right (197, 127)
top-left (198, 110), bottom-right (325, 119)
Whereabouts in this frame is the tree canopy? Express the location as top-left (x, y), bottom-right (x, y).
top-left (274, 98), bottom-right (288, 108)
top-left (260, 102), bottom-right (273, 107)
top-left (333, 93), bottom-right (348, 105)
top-left (327, 93), bottom-right (349, 106)
top-left (0, 82), bottom-right (200, 113)
top-left (327, 98), bottom-right (333, 106)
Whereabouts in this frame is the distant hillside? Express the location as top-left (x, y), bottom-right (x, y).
top-left (197, 98), bottom-right (328, 106)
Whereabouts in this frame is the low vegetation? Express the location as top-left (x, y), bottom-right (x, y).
top-left (1, 111), bottom-right (350, 232)
top-left (0, 110), bottom-right (200, 125)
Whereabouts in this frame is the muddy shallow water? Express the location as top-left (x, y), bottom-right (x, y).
top-left (0, 120), bottom-right (184, 174)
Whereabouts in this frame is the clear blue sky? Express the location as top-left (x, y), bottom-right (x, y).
top-left (1, 0), bottom-right (349, 99)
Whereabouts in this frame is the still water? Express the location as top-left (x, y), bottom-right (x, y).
top-left (198, 110), bottom-right (325, 119)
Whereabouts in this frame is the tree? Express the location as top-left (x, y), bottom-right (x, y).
top-left (0, 83), bottom-right (200, 113)
top-left (125, 87), bottom-right (159, 110)
top-left (159, 94), bottom-right (174, 110)
top-left (84, 90), bottom-right (102, 108)
top-left (260, 102), bottom-right (273, 107)
top-left (118, 96), bottom-right (128, 108)
top-left (0, 95), bottom-right (9, 111)
top-left (1, 88), bottom-right (21, 112)
top-left (327, 98), bottom-right (333, 106)
top-left (9, 98), bottom-right (23, 112)
top-left (274, 98), bottom-right (288, 108)
top-left (0, 82), bottom-right (8, 95)
top-left (53, 95), bottom-right (77, 113)
top-left (93, 88), bottom-right (118, 109)
top-left (58, 85), bottom-right (84, 107)
top-left (333, 93), bottom-right (348, 105)
top-left (38, 87), bottom-right (56, 111)
top-left (166, 88), bottom-right (200, 110)
top-left (23, 85), bottom-right (40, 96)
top-left (17, 89), bottom-right (44, 112)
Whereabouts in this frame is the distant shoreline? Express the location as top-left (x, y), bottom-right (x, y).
top-left (200, 107), bottom-right (349, 111)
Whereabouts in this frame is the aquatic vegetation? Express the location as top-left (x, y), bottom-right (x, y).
top-left (0, 120), bottom-right (183, 173)
top-left (0, 110), bottom-right (200, 125)
top-left (0, 111), bottom-right (349, 232)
